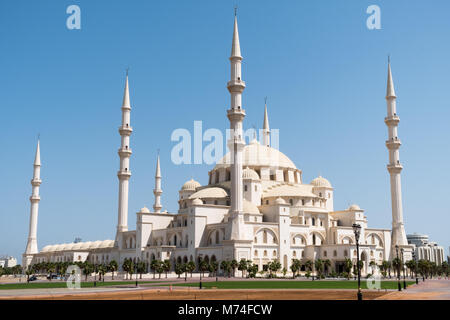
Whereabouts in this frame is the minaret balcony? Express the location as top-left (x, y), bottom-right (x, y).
top-left (227, 79), bottom-right (246, 92)
top-left (118, 126), bottom-right (133, 136)
top-left (227, 108), bottom-right (246, 122)
top-left (30, 179), bottom-right (42, 186)
top-left (385, 138), bottom-right (401, 149)
top-left (29, 195), bottom-right (40, 201)
top-left (117, 170), bottom-right (132, 178)
top-left (118, 148), bottom-right (132, 157)
top-left (387, 163), bottom-right (403, 174)
top-left (384, 115), bottom-right (400, 126)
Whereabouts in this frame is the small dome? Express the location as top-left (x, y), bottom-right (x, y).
top-left (99, 240), bottom-right (115, 248)
top-left (182, 179), bottom-right (201, 191)
top-left (275, 197), bottom-right (286, 205)
top-left (192, 198), bottom-right (203, 206)
top-left (311, 176), bottom-right (332, 188)
top-left (348, 204), bottom-right (361, 211)
top-left (139, 207), bottom-right (150, 214)
top-left (89, 240), bottom-right (103, 249)
top-left (41, 245), bottom-right (51, 253)
top-left (242, 167), bottom-right (260, 180)
top-left (189, 187), bottom-right (228, 199)
top-left (72, 243), bottom-right (83, 250)
top-left (243, 200), bottom-right (260, 214)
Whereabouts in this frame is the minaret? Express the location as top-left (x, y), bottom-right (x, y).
top-left (227, 13), bottom-right (246, 240)
top-left (153, 154), bottom-right (162, 213)
top-left (23, 139), bottom-right (41, 269)
top-left (384, 60), bottom-right (408, 253)
top-left (262, 97), bottom-right (270, 147)
top-left (116, 72), bottom-right (133, 234)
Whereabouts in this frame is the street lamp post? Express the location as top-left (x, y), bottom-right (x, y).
top-left (412, 251), bottom-right (418, 285)
top-left (135, 260), bottom-right (138, 287)
top-left (395, 245), bottom-right (401, 291)
top-left (401, 249), bottom-right (406, 289)
top-left (352, 223), bottom-right (362, 301)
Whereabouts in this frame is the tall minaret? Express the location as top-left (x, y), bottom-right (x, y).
top-left (227, 12), bottom-right (246, 240)
top-left (385, 59), bottom-right (408, 253)
top-left (153, 154), bottom-right (162, 213)
top-left (23, 139), bottom-right (41, 269)
top-left (262, 97), bottom-right (270, 147)
top-left (116, 72), bottom-right (133, 235)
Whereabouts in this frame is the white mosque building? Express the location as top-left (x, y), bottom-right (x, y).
top-left (22, 15), bottom-right (413, 275)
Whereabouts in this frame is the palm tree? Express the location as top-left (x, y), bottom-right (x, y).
top-left (305, 260), bottom-right (313, 274)
top-left (238, 259), bottom-right (248, 278)
top-left (324, 259), bottom-right (332, 277)
top-left (343, 258), bottom-right (353, 280)
top-left (109, 260), bottom-right (118, 280)
top-left (268, 260), bottom-right (281, 278)
top-left (369, 261), bottom-right (376, 275)
top-left (199, 260), bottom-right (209, 277)
top-left (210, 261), bottom-right (219, 278)
top-left (230, 259), bottom-right (238, 278)
top-left (315, 259), bottom-right (324, 279)
top-left (82, 262), bottom-right (93, 282)
top-left (220, 260), bottom-right (229, 277)
top-left (290, 259), bottom-right (301, 278)
top-left (392, 257), bottom-right (402, 278)
top-left (405, 260), bottom-right (416, 278)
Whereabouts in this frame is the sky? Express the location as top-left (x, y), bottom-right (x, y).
top-left (0, 0), bottom-right (449, 262)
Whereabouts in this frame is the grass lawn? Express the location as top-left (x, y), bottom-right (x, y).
top-left (171, 280), bottom-right (415, 290)
top-left (0, 280), bottom-right (164, 290)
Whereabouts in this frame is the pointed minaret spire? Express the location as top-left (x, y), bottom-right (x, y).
top-left (34, 139), bottom-right (41, 166)
top-left (122, 70), bottom-right (131, 108)
top-left (231, 13), bottom-right (242, 58)
top-left (23, 139), bottom-right (42, 270)
top-left (262, 97), bottom-right (270, 147)
top-left (116, 71), bottom-right (133, 238)
top-left (386, 57), bottom-right (396, 98)
top-left (153, 152), bottom-right (163, 213)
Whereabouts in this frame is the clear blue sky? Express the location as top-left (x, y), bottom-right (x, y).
top-left (1, 0), bottom-right (449, 261)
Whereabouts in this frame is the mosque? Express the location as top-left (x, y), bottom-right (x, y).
top-left (22, 15), bottom-right (413, 275)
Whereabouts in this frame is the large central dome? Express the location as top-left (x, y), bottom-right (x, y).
top-left (214, 140), bottom-right (297, 170)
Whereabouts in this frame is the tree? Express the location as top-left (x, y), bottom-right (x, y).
top-left (199, 260), bottom-right (209, 277)
top-left (175, 263), bottom-right (184, 278)
top-left (392, 257), bottom-right (402, 278)
top-left (109, 260), bottom-right (118, 280)
top-left (220, 260), bottom-right (230, 277)
top-left (137, 261), bottom-right (147, 279)
top-left (290, 259), bottom-right (301, 278)
top-left (324, 259), bottom-right (332, 276)
top-left (98, 264), bottom-right (107, 282)
top-left (238, 259), bottom-right (248, 278)
top-left (230, 260), bottom-right (238, 278)
top-left (186, 261), bottom-right (196, 277)
top-left (315, 259), bottom-right (324, 279)
top-left (162, 260), bottom-right (171, 278)
top-left (343, 258), bottom-right (353, 280)
top-left (405, 260), bottom-right (417, 278)
top-left (248, 264), bottom-right (259, 278)
top-left (210, 261), bottom-right (219, 278)
top-left (156, 261), bottom-right (164, 279)
top-left (150, 259), bottom-right (159, 279)
top-left (268, 260), bottom-right (281, 278)
top-left (82, 262), bottom-right (93, 282)
top-left (305, 260), bottom-right (313, 274)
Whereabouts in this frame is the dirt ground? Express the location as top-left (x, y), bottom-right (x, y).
top-left (2, 288), bottom-right (388, 300)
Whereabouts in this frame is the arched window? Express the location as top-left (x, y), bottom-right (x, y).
top-left (302, 199), bottom-right (305, 206)
top-left (174, 235), bottom-right (177, 247)
top-left (344, 250), bottom-right (348, 257)
top-left (273, 250), bottom-right (277, 257)
top-left (215, 231), bottom-right (219, 244)
top-left (263, 250), bottom-right (267, 257)
top-left (244, 185), bottom-right (248, 192)
top-left (254, 250), bottom-right (258, 256)
top-left (214, 200), bottom-right (218, 205)
top-left (263, 230), bottom-right (268, 244)
top-left (293, 251), bottom-right (297, 257)
top-left (319, 192), bottom-right (322, 197)
top-left (312, 218), bottom-right (315, 226)
top-left (333, 250), bottom-right (337, 257)
top-left (324, 251), bottom-right (327, 257)
top-left (254, 236), bottom-right (257, 243)
top-left (289, 199), bottom-right (293, 205)
top-left (312, 234), bottom-right (316, 245)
